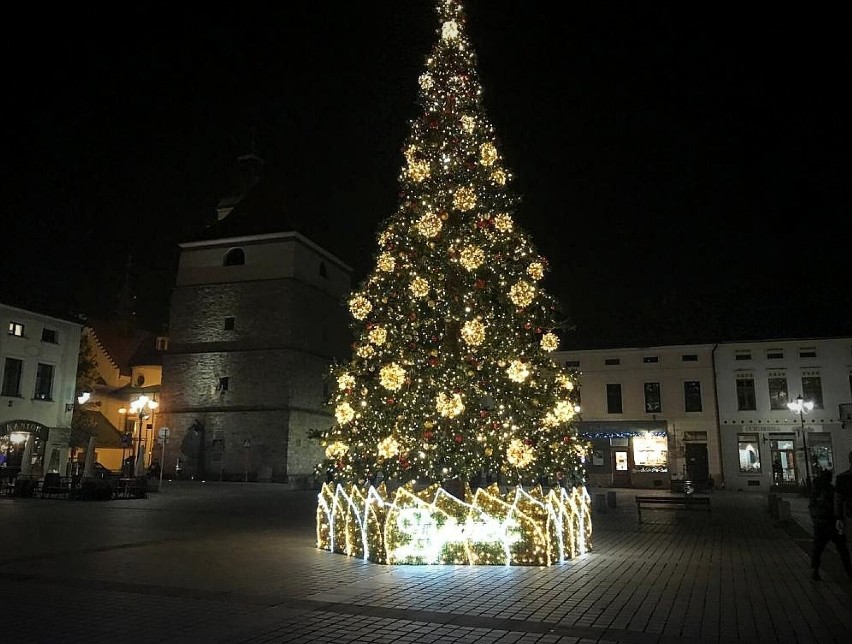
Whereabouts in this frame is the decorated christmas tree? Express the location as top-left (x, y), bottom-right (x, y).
top-left (316, 0), bottom-right (586, 493)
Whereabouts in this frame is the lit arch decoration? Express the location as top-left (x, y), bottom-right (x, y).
top-left (317, 482), bottom-right (592, 566)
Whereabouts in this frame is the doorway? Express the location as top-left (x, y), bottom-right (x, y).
top-left (685, 443), bottom-right (709, 486)
top-left (612, 449), bottom-right (630, 487)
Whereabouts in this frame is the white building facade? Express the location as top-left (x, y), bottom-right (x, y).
top-left (554, 344), bottom-right (722, 491)
top-left (715, 337), bottom-right (852, 491)
top-left (0, 303), bottom-right (83, 474)
top-left (556, 336), bottom-right (852, 492)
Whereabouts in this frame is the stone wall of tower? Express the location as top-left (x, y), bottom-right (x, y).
top-left (160, 234), bottom-right (351, 486)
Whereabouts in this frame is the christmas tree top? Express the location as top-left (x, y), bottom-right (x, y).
top-left (317, 0), bottom-right (587, 489)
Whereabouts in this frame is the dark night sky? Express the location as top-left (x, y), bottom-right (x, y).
top-left (2, 2), bottom-right (849, 347)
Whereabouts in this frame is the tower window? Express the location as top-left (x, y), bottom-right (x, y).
top-left (224, 248), bottom-right (245, 266)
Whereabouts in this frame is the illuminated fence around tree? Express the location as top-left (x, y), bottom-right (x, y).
top-left (317, 482), bottom-right (592, 566)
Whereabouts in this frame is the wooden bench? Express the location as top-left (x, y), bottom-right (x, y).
top-left (635, 495), bottom-right (711, 522)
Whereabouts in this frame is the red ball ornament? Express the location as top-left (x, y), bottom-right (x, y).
top-left (424, 430), bottom-right (434, 440)
top-left (454, 434), bottom-right (463, 444)
top-left (563, 435), bottom-right (572, 443)
top-left (479, 410), bottom-right (489, 418)
top-left (386, 397), bottom-right (395, 405)
top-left (409, 312), bottom-right (417, 321)
top-left (535, 327), bottom-right (542, 334)
top-left (475, 278), bottom-right (486, 289)
top-left (429, 357), bottom-right (439, 367)
top-left (524, 322), bottom-right (532, 330)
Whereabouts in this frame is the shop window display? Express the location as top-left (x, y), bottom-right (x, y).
top-left (632, 433), bottom-right (668, 473)
top-left (738, 434), bottom-right (761, 473)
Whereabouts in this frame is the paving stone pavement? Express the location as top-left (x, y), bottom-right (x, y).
top-left (1, 482), bottom-right (850, 643)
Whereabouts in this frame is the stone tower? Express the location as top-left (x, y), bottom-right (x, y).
top-left (159, 162), bottom-right (352, 486)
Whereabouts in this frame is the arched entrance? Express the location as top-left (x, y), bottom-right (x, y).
top-left (0, 420), bottom-right (49, 472)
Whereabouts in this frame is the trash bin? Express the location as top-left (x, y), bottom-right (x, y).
top-left (776, 499), bottom-right (791, 522)
top-left (606, 491), bottom-right (617, 508)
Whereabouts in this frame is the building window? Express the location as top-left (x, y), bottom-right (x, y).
top-left (1, 357), bottom-right (23, 396)
top-left (41, 328), bottom-right (58, 343)
top-left (684, 381), bottom-right (702, 412)
top-left (223, 248), bottom-right (245, 266)
top-left (681, 354), bottom-right (698, 362)
top-left (217, 376), bottom-right (230, 392)
top-left (632, 434), bottom-right (668, 472)
top-left (767, 349), bottom-right (784, 360)
top-left (224, 317), bottom-right (235, 330)
top-left (801, 375), bottom-right (823, 409)
top-left (738, 433), bottom-right (761, 473)
top-left (799, 347), bottom-right (817, 359)
top-left (736, 377), bottom-right (756, 411)
top-left (768, 376), bottom-right (789, 410)
top-left (8, 322), bottom-right (24, 337)
top-left (156, 337), bottom-right (169, 351)
top-left (319, 262), bottom-right (328, 278)
top-left (644, 382), bottom-right (661, 413)
top-left (604, 358), bottom-right (620, 366)
top-left (34, 363), bottom-right (54, 400)
top-left (606, 384), bottom-right (623, 414)
top-left (642, 356), bottom-right (659, 364)
top-left (735, 350), bottom-right (752, 361)
top-left (136, 374), bottom-right (145, 387)
top-left (564, 360), bottom-right (580, 368)
top-left (809, 433), bottom-right (834, 472)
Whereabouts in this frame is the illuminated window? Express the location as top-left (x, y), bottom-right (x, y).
top-left (632, 434), bottom-right (668, 472)
top-left (8, 322), bottom-right (24, 337)
top-left (738, 434), bottom-right (761, 473)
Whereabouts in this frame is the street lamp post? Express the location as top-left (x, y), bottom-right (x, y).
top-left (787, 394), bottom-right (814, 489)
top-left (119, 395), bottom-right (159, 476)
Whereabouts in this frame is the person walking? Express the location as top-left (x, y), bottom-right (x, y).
top-left (834, 449), bottom-right (852, 537)
top-left (808, 467), bottom-right (852, 581)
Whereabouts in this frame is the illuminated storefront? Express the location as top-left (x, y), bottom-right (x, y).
top-left (580, 421), bottom-right (669, 489)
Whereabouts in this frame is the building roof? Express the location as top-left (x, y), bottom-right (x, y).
top-left (87, 319), bottom-right (161, 376)
top-left (185, 165), bottom-right (354, 270)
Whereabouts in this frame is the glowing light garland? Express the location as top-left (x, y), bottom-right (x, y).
top-left (317, 482), bottom-right (592, 566)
